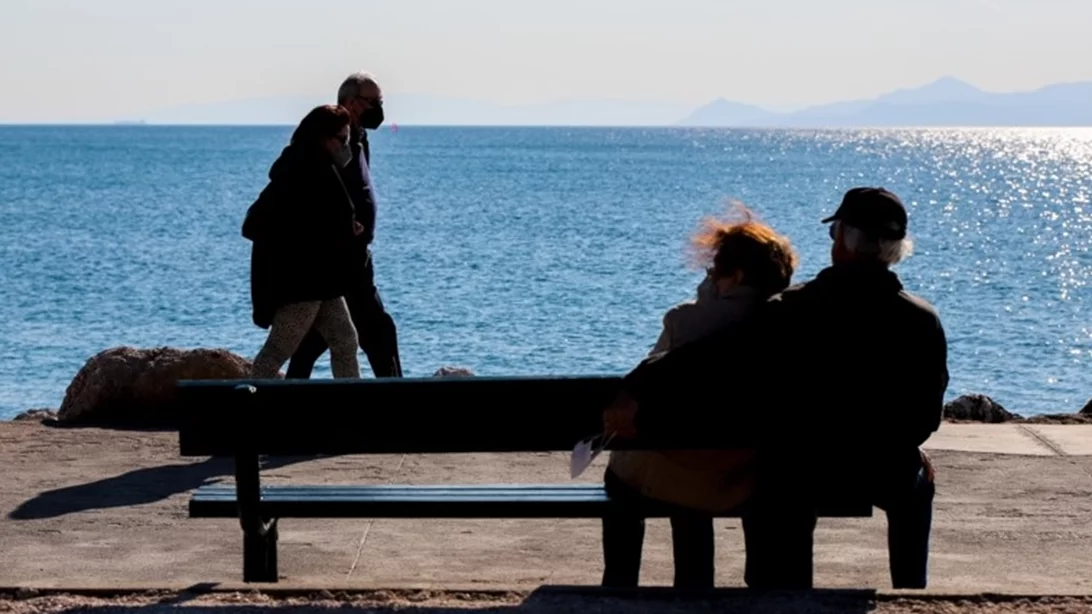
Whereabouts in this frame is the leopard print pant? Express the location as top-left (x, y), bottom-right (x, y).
top-left (251, 298), bottom-right (360, 378)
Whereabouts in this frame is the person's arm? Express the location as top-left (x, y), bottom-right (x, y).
top-left (241, 198), bottom-right (265, 241)
top-left (351, 147), bottom-right (378, 245)
top-left (648, 308), bottom-right (679, 356)
top-left (623, 302), bottom-right (781, 443)
top-left (242, 182), bottom-right (286, 242)
top-left (601, 305), bottom-right (687, 439)
top-left (908, 316), bottom-right (948, 446)
top-left (866, 313), bottom-right (948, 449)
top-left (624, 324), bottom-right (733, 407)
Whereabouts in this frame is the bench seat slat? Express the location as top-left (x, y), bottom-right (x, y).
top-left (189, 484), bottom-right (873, 519)
top-left (195, 484), bottom-right (613, 495)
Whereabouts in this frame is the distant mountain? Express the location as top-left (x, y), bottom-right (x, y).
top-left (675, 98), bottom-right (774, 127)
top-left (133, 94), bottom-right (692, 126)
top-left (135, 95), bottom-right (329, 125)
top-left (126, 77), bottom-right (1092, 127)
top-left (875, 75), bottom-right (991, 105)
top-left (677, 77), bottom-right (1092, 127)
top-left (396, 95), bottom-right (693, 126)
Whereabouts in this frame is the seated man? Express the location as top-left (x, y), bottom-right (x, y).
top-left (605, 187), bottom-right (948, 589)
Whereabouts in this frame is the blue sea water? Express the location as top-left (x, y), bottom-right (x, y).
top-left (0, 125), bottom-right (1089, 419)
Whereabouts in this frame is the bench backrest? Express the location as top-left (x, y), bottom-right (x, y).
top-left (178, 376), bottom-right (628, 456)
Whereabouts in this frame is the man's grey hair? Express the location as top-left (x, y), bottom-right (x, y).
top-left (835, 221), bottom-right (913, 265)
top-left (337, 71), bottom-right (379, 105)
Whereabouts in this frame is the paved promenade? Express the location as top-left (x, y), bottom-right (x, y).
top-left (1, 422), bottom-right (1090, 595)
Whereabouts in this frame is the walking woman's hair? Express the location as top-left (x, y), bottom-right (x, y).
top-left (691, 202), bottom-right (799, 296)
top-left (290, 104), bottom-right (351, 147)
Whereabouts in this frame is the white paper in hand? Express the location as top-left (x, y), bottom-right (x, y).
top-left (570, 433), bottom-right (614, 479)
top-left (570, 438), bottom-right (595, 479)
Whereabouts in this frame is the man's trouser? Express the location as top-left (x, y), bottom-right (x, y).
top-left (741, 456), bottom-right (935, 590)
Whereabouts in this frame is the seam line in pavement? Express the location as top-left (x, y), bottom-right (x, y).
top-left (1018, 425), bottom-right (1092, 485)
top-left (1017, 425), bottom-right (1068, 456)
top-left (346, 454), bottom-right (407, 580)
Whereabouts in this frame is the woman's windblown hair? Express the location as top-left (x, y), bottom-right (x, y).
top-left (690, 201), bottom-right (799, 296)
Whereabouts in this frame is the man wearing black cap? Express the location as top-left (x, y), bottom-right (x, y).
top-left (603, 187), bottom-right (948, 589)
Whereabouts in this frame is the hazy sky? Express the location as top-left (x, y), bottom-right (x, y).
top-left (3, 0), bottom-right (1092, 122)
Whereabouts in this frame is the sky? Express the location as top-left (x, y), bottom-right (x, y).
top-left (3, 0), bottom-right (1092, 123)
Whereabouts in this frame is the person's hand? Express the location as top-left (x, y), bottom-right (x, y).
top-left (603, 390), bottom-right (638, 439)
top-left (920, 449), bottom-right (935, 483)
top-left (353, 221), bottom-right (364, 236)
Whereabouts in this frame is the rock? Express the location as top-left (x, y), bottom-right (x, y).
top-left (11, 408), bottom-right (58, 423)
top-left (943, 394), bottom-right (1021, 423)
top-left (13, 587), bottom-right (39, 600)
top-left (432, 366), bottom-right (474, 377)
top-left (1081, 399), bottom-right (1092, 415)
top-left (57, 346), bottom-right (253, 427)
top-left (1020, 413), bottom-right (1092, 425)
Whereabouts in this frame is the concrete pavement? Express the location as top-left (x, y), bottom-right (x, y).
top-left (1, 422), bottom-right (1090, 594)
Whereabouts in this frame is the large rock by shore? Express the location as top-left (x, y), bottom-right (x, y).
top-left (941, 394), bottom-right (1092, 424)
top-left (11, 409), bottom-right (57, 423)
top-left (943, 394), bottom-right (1020, 423)
top-left (10, 351), bottom-right (1086, 427)
top-left (14, 352), bottom-right (478, 428)
top-left (432, 366), bottom-right (474, 377)
top-left (56, 346), bottom-right (253, 427)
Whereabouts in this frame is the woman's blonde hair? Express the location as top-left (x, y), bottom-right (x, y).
top-left (690, 202), bottom-right (799, 296)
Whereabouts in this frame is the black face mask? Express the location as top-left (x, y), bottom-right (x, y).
top-left (359, 103), bottom-right (384, 130)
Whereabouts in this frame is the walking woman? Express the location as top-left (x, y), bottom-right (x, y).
top-left (242, 104), bottom-right (363, 379)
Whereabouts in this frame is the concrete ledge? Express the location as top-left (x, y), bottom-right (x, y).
top-left (1021, 426), bottom-right (1092, 456)
top-left (923, 424), bottom-right (1058, 455)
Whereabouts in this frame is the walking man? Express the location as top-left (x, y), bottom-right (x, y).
top-left (286, 71), bottom-right (403, 378)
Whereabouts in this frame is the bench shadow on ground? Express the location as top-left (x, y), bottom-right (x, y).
top-left (39, 418), bottom-right (186, 433)
top-left (7, 456), bottom-right (314, 520)
top-left (32, 587), bottom-right (880, 614)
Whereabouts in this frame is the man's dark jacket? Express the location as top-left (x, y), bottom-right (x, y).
top-left (623, 261), bottom-right (949, 490)
top-left (343, 128), bottom-right (376, 253)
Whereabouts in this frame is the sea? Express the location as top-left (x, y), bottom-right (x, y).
top-left (0, 125), bottom-right (1090, 419)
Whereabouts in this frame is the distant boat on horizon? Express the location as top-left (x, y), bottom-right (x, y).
top-left (113, 119), bottom-right (148, 125)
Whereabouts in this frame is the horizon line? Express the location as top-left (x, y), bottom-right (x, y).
top-left (4, 122), bottom-right (1092, 130)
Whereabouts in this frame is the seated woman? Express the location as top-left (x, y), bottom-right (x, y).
top-left (242, 104), bottom-right (364, 379)
top-left (601, 206), bottom-right (798, 589)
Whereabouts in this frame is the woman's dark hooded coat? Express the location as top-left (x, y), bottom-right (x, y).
top-left (241, 144), bottom-right (357, 328)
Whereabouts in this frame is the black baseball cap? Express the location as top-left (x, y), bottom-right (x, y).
top-left (821, 187), bottom-right (908, 240)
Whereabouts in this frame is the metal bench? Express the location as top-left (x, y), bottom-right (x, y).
top-left (178, 376), bottom-right (872, 583)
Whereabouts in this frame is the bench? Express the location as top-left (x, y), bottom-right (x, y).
top-left (177, 376), bottom-right (872, 583)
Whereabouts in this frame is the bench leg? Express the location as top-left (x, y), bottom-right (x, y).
top-left (243, 518), bottom-right (279, 583)
top-left (234, 437), bottom-right (279, 583)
